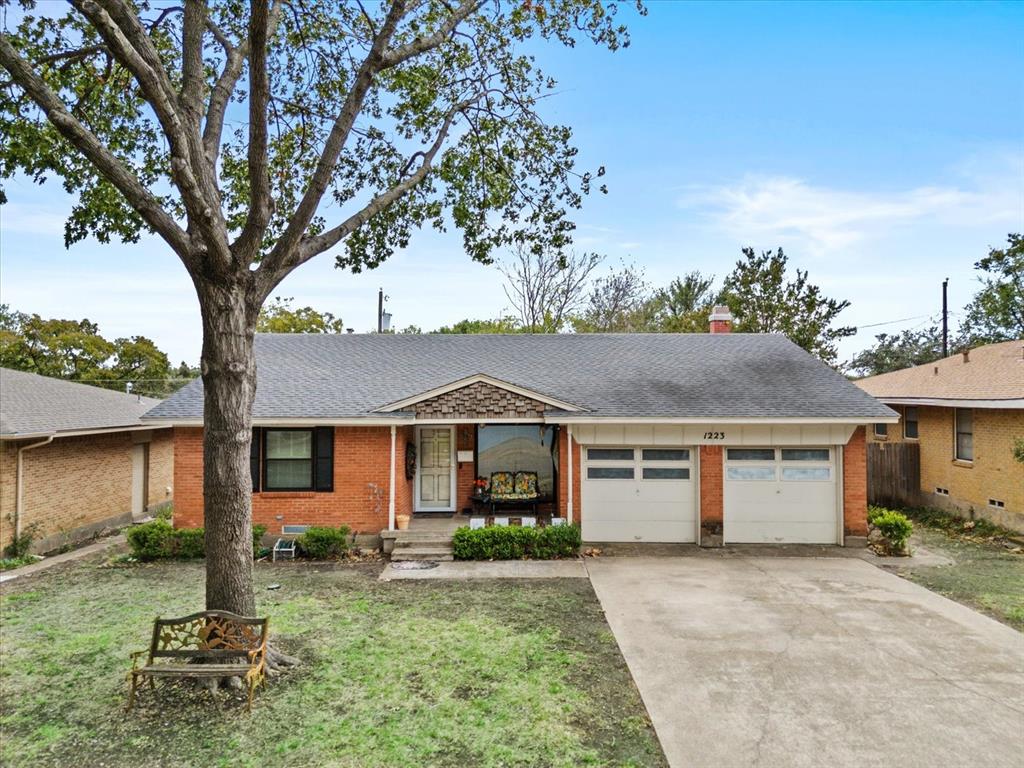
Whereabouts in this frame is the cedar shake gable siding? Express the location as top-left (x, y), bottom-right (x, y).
top-left (413, 381), bottom-right (547, 420)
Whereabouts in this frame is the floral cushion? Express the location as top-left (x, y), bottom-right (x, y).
top-left (514, 471), bottom-right (539, 496)
top-left (489, 471), bottom-right (514, 496)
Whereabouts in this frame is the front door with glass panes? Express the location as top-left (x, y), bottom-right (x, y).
top-left (416, 427), bottom-right (455, 511)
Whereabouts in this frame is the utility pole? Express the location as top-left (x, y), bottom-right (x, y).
top-left (377, 288), bottom-right (392, 333)
top-left (941, 278), bottom-right (949, 358)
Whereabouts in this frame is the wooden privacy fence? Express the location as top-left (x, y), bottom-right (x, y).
top-left (867, 442), bottom-right (921, 508)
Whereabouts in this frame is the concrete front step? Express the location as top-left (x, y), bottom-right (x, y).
top-left (391, 547), bottom-right (455, 562)
top-left (393, 538), bottom-right (453, 549)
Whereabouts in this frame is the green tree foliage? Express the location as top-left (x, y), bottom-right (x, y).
top-left (649, 271), bottom-right (717, 333)
top-left (0, 304), bottom-right (175, 394)
top-left (847, 326), bottom-right (944, 377)
top-left (435, 317), bottom-right (522, 334)
top-left (959, 233), bottom-right (1024, 345)
top-left (721, 248), bottom-right (854, 366)
top-left (256, 296), bottom-right (344, 334)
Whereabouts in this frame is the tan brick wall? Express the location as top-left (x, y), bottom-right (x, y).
top-left (174, 425), bottom-right (414, 535)
top-left (843, 427), bottom-right (868, 537)
top-left (413, 381), bottom-right (547, 419)
top-left (147, 430), bottom-right (174, 509)
top-left (0, 429), bottom-right (174, 553)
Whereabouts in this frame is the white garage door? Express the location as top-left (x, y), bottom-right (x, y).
top-left (582, 447), bottom-right (695, 542)
top-left (723, 447), bottom-right (838, 544)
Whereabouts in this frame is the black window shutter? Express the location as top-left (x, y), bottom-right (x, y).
top-left (250, 428), bottom-right (261, 492)
top-left (314, 427), bottom-right (334, 492)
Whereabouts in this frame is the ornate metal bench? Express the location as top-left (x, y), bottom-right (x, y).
top-left (127, 610), bottom-right (269, 712)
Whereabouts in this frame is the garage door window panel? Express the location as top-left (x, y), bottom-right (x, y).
top-left (782, 467), bottom-right (831, 481)
top-left (588, 448), bottom-right (634, 461)
top-left (642, 467), bottom-right (690, 480)
top-left (587, 466), bottom-right (635, 479)
top-left (726, 466), bottom-right (776, 481)
top-left (727, 448), bottom-right (776, 461)
top-left (780, 449), bottom-right (830, 461)
top-left (641, 449), bottom-right (690, 462)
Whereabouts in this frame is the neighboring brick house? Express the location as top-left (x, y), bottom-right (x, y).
top-left (0, 369), bottom-right (174, 553)
top-left (148, 307), bottom-right (896, 548)
top-left (857, 341), bottom-right (1024, 532)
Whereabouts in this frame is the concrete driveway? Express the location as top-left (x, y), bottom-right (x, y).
top-left (586, 555), bottom-right (1024, 768)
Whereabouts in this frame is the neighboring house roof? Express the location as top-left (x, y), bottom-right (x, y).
top-left (145, 333), bottom-right (896, 423)
top-left (0, 367), bottom-right (165, 439)
top-left (855, 340), bottom-right (1024, 408)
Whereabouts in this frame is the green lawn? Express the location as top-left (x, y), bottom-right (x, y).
top-left (0, 556), bottom-right (665, 768)
top-left (893, 510), bottom-right (1024, 632)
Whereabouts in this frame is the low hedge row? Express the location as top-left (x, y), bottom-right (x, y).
top-left (127, 519), bottom-right (267, 561)
top-left (452, 523), bottom-right (581, 560)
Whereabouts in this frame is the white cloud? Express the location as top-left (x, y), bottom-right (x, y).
top-left (679, 154), bottom-right (1022, 253)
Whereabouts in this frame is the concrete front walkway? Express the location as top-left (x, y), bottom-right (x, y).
top-left (0, 534), bottom-right (126, 584)
top-left (586, 556), bottom-right (1024, 768)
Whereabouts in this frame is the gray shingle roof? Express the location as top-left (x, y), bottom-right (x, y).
top-left (145, 333), bottom-right (895, 422)
top-left (1, 368), bottom-right (165, 438)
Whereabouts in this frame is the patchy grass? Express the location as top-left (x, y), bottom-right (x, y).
top-left (893, 508), bottom-right (1024, 631)
top-left (0, 554), bottom-right (665, 768)
top-left (0, 555), bottom-right (37, 571)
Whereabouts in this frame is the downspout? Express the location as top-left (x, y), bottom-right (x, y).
top-left (566, 425), bottom-right (574, 524)
top-left (15, 435), bottom-right (54, 543)
top-left (388, 425), bottom-right (397, 531)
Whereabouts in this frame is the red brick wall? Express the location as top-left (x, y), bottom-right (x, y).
top-left (556, 430), bottom-right (582, 522)
top-left (174, 425), bottom-right (409, 534)
top-left (455, 424), bottom-right (476, 513)
top-left (699, 445), bottom-right (724, 537)
top-left (843, 426), bottom-right (868, 537)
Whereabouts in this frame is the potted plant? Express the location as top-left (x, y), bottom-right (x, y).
top-left (396, 513), bottom-right (411, 530)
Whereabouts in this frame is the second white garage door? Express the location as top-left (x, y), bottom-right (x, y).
top-left (723, 447), bottom-right (838, 544)
top-left (581, 447), bottom-right (696, 542)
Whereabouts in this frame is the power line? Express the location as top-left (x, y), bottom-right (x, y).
top-left (854, 314), bottom-right (931, 331)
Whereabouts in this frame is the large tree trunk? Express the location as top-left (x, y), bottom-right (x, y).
top-left (197, 280), bottom-right (260, 616)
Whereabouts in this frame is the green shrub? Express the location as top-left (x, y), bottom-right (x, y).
top-left (297, 526), bottom-right (350, 559)
top-left (252, 524), bottom-right (267, 556)
top-left (127, 519), bottom-right (174, 561)
top-left (0, 555), bottom-right (37, 571)
top-left (452, 524), bottom-right (581, 561)
top-left (867, 505), bottom-right (888, 526)
top-left (170, 527), bottom-right (206, 559)
top-left (155, 504), bottom-right (173, 521)
top-left (127, 520), bottom-right (268, 561)
top-left (872, 509), bottom-right (913, 554)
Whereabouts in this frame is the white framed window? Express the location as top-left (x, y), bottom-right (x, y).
top-left (587, 466), bottom-right (634, 480)
top-left (874, 423), bottom-right (888, 438)
top-left (955, 409), bottom-right (973, 462)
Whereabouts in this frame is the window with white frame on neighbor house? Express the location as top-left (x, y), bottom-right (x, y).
top-left (955, 408), bottom-right (973, 462)
top-left (904, 406), bottom-right (919, 439)
top-left (873, 422), bottom-right (888, 438)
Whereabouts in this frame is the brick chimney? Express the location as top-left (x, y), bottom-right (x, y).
top-left (709, 305), bottom-right (733, 334)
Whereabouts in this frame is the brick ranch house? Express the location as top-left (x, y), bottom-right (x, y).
top-left (856, 340), bottom-right (1024, 532)
top-left (148, 308), bottom-right (896, 548)
top-left (0, 368), bottom-right (174, 553)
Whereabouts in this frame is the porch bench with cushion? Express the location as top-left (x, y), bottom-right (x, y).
top-left (127, 610), bottom-right (269, 712)
top-left (484, 471), bottom-right (541, 514)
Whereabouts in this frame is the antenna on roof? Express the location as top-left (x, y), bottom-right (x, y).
top-left (941, 278), bottom-right (949, 357)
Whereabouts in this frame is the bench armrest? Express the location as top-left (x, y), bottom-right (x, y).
top-left (128, 649), bottom-right (149, 674)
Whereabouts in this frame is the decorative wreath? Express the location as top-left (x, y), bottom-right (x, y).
top-left (404, 442), bottom-right (417, 480)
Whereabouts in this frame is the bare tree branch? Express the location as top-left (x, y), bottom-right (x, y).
top-left (231, 0), bottom-right (272, 263)
top-left (180, 0), bottom-right (206, 124)
top-left (0, 34), bottom-right (192, 262)
top-left (501, 248), bottom-right (603, 331)
top-left (380, 0), bottom-right (482, 67)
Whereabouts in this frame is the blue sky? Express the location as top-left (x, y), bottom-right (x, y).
top-left (2, 0), bottom-right (1022, 366)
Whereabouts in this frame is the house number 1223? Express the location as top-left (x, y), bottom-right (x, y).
top-left (703, 431), bottom-right (726, 440)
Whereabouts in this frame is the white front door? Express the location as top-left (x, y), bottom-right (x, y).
top-left (130, 443), bottom-right (148, 521)
top-left (723, 447), bottom-right (838, 544)
top-left (416, 427), bottom-right (455, 511)
top-left (581, 447), bottom-right (696, 542)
